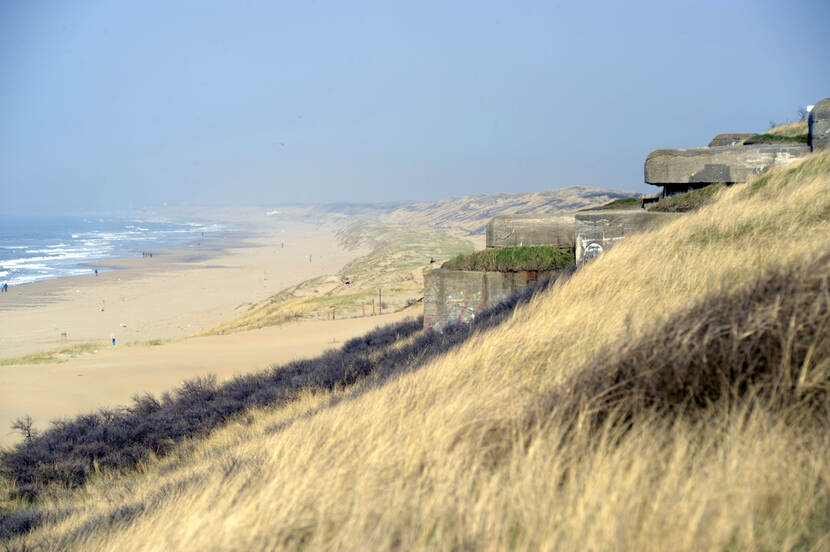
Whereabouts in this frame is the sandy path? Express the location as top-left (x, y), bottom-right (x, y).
top-left (0, 308), bottom-right (418, 447)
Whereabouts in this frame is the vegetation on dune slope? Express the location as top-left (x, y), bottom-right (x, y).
top-left (2, 150), bottom-right (830, 551)
top-left (0, 344), bottom-right (99, 366)
top-left (204, 220), bottom-right (475, 334)
top-left (441, 245), bottom-right (574, 272)
top-left (533, 251), bottom-right (830, 431)
top-left (744, 119), bottom-right (809, 144)
top-left (764, 119), bottom-right (808, 137)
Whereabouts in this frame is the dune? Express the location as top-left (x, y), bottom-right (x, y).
top-left (4, 150), bottom-right (828, 550)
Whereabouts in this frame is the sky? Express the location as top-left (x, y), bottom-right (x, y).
top-left (1, 0), bottom-right (828, 215)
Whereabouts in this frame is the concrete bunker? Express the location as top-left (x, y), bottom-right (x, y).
top-left (645, 96), bottom-right (829, 197)
top-left (644, 144), bottom-right (809, 195)
top-left (423, 268), bottom-right (554, 332)
top-left (423, 96), bottom-right (829, 332)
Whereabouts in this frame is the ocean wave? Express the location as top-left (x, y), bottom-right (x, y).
top-left (1, 216), bottom-right (234, 287)
top-left (3, 252), bottom-right (102, 268)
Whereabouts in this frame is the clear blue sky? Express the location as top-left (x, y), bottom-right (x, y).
top-left (1, 0), bottom-right (828, 215)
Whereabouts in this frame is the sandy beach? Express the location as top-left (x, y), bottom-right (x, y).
top-left (0, 208), bottom-right (420, 447)
top-left (0, 211), bottom-right (361, 359)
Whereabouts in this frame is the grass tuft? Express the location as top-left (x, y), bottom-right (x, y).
top-left (0, 344), bottom-right (99, 366)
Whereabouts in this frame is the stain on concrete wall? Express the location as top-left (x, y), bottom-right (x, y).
top-left (424, 268), bottom-right (553, 332)
top-left (809, 98), bottom-right (830, 152)
top-left (575, 210), bottom-right (680, 264)
top-left (486, 214), bottom-right (574, 248)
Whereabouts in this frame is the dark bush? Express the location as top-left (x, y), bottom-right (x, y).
top-left (0, 509), bottom-right (40, 540)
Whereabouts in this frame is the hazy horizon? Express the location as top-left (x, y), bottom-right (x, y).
top-left (2, 0), bottom-right (829, 216)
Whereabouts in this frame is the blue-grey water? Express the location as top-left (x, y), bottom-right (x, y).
top-left (0, 215), bottom-right (228, 286)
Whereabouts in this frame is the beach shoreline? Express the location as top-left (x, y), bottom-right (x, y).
top-left (0, 229), bottom-right (246, 307)
top-left (0, 207), bottom-right (404, 446)
top-left (0, 209), bottom-right (366, 360)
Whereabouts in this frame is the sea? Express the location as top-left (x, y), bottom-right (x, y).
top-left (0, 215), bottom-right (229, 286)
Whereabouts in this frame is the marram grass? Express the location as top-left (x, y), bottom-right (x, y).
top-left (3, 150), bottom-right (830, 551)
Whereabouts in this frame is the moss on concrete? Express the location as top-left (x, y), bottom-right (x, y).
top-left (584, 197), bottom-right (642, 210)
top-left (442, 246), bottom-right (574, 272)
top-left (743, 133), bottom-right (809, 145)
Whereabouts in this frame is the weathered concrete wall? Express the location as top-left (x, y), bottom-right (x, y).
top-left (423, 268), bottom-right (553, 332)
top-left (575, 210), bottom-right (680, 264)
top-left (644, 144), bottom-right (809, 186)
top-left (485, 214), bottom-right (575, 248)
top-left (809, 98), bottom-right (830, 152)
top-left (708, 133), bottom-right (752, 147)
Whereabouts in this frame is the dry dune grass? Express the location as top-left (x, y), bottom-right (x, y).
top-left (767, 119), bottom-right (809, 137)
top-left (204, 221), bottom-right (475, 334)
top-left (5, 151), bottom-right (830, 550)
